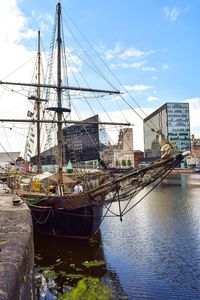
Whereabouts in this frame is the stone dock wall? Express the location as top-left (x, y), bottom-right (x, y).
top-left (0, 183), bottom-right (35, 300)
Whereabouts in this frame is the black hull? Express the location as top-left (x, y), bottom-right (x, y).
top-left (29, 203), bottom-right (103, 239)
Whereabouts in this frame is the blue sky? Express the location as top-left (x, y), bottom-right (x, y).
top-left (0, 0), bottom-right (200, 152)
top-left (17, 0), bottom-right (200, 105)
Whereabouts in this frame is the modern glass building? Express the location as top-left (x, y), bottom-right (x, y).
top-left (31, 115), bottom-right (100, 169)
top-left (144, 102), bottom-right (190, 158)
top-left (63, 115), bottom-right (100, 164)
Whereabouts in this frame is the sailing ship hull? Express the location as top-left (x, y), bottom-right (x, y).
top-left (29, 203), bottom-right (103, 239)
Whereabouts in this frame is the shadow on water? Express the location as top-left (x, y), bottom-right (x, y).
top-left (34, 231), bottom-right (127, 299)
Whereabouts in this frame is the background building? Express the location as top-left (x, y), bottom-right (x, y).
top-left (144, 102), bottom-right (190, 159)
top-left (0, 152), bottom-right (20, 172)
top-left (117, 128), bottom-right (133, 151)
top-left (101, 128), bottom-right (134, 167)
top-left (31, 121), bottom-right (135, 170)
top-left (63, 115), bottom-right (99, 165)
top-left (31, 115), bottom-right (100, 170)
top-left (133, 150), bottom-right (144, 168)
top-left (186, 134), bottom-right (200, 167)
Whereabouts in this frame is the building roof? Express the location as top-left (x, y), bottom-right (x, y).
top-left (0, 152), bottom-right (20, 163)
top-left (134, 150), bottom-right (144, 153)
top-left (144, 103), bottom-right (167, 122)
top-left (144, 102), bottom-right (189, 122)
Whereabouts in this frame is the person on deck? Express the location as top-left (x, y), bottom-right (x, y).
top-left (74, 181), bottom-right (83, 193)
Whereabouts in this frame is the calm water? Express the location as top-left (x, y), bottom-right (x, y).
top-left (35, 173), bottom-right (200, 299)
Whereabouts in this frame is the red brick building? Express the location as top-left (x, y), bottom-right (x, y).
top-left (187, 134), bottom-right (200, 167)
top-left (134, 150), bottom-right (144, 168)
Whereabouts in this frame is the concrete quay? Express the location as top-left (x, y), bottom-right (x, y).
top-left (0, 183), bottom-right (35, 300)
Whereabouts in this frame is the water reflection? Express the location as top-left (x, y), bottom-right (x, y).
top-left (35, 174), bottom-right (200, 299)
top-left (101, 174), bottom-right (200, 299)
top-left (34, 231), bottom-right (126, 299)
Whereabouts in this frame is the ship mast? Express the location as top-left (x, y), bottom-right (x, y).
top-left (36, 30), bottom-right (41, 174)
top-left (57, 1), bottom-right (64, 194)
top-left (0, 0), bottom-right (130, 184)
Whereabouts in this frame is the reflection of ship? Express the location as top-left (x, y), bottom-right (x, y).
top-left (34, 231), bottom-right (126, 298)
top-left (34, 231), bottom-right (105, 274)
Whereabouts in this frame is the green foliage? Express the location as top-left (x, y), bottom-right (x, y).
top-left (121, 159), bottom-right (126, 167)
top-left (127, 159), bottom-right (132, 167)
top-left (75, 268), bottom-right (83, 272)
top-left (58, 277), bottom-right (112, 300)
top-left (65, 274), bottom-right (83, 279)
top-left (82, 260), bottom-right (105, 268)
top-left (115, 159), bottom-right (120, 167)
top-left (21, 275), bottom-right (27, 283)
top-left (42, 269), bottom-right (57, 280)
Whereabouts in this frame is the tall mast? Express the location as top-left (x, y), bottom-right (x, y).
top-left (57, 1), bottom-right (64, 193)
top-left (36, 30), bottom-right (41, 173)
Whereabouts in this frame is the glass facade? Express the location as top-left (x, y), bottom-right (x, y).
top-left (144, 103), bottom-right (190, 158)
top-left (63, 115), bottom-right (100, 163)
top-left (31, 115), bottom-right (100, 166)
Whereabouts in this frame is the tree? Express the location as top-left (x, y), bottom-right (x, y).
top-left (116, 159), bottom-right (120, 167)
top-left (121, 159), bottom-right (126, 167)
top-left (127, 159), bottom-right (132, 167)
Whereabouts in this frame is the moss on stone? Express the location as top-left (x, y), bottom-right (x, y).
top-left (58, 277), bottom-right (112, 300)
top-left (42, 269), bottom-right (57, 280)
top-left (82, 260), bottom-right (105, 268)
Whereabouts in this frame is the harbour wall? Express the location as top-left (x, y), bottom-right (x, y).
top-left (0, 183), bottom-right (35, 300)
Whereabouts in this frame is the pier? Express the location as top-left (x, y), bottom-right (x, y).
top-left (0, 183), bottom-right (34, 300)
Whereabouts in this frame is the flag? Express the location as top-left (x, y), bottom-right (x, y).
top-left (27, 111), bottom-right (33, 117)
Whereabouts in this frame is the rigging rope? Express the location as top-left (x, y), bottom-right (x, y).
top-left (0, 141), bottom-right (16, 163)
top-left (62, 7), bottom-right (159, 133)
top-left (121, 159), bottom-right (180, 217)
top-left (62, 43), bottom-right (133, 154)
top-left (1, 56), bottom-right (36, 81)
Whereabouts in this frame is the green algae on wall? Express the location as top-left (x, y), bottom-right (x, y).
top-left (58, 277), bottom-right (112, 300)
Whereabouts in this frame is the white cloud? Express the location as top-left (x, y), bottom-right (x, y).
top-left (164, 7), bottom-right (180, 22)
top-left (0, 1), bottom-right (87, 154)
top-left (104, 44), bottom-right (122, 60)
top-left (110, 61), bottom-right (145, 70)
top-left (141, 66), bottom-right (156, 72)
top-left (0, 1), bottom-right (43, 44)
top-left (104, 45), bottom-right (154, 61)
top-left (162, 63), bottom-right (169, 70)
top-left (118, 48), bottom-right (146, 60)
top-left (104, 44), bottom-right (148, 61)
top-left (147, 96), bottom-right (159, 102)
top-left (110, 61), bottom-right (156, 72)
top-left (125, 85), bottom-right (153, 92)
top-left (0, 0), bottom-right (37, 79)
top-left (30, 11), bottom-right (54, 33)
top-left (183, 98), bottom-right (200, 136)
top-left (164, 7), bottom-right (189, 23)
top-left (100, 43), bottom-right (155, 71)
top-left (0, 1), bottom-right (40, 153)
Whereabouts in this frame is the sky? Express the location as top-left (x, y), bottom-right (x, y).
top-left (0, 0), bottom-right (200, 154)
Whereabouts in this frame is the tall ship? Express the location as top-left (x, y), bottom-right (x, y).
top-left (0, 1), bottom-right (189, 239)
